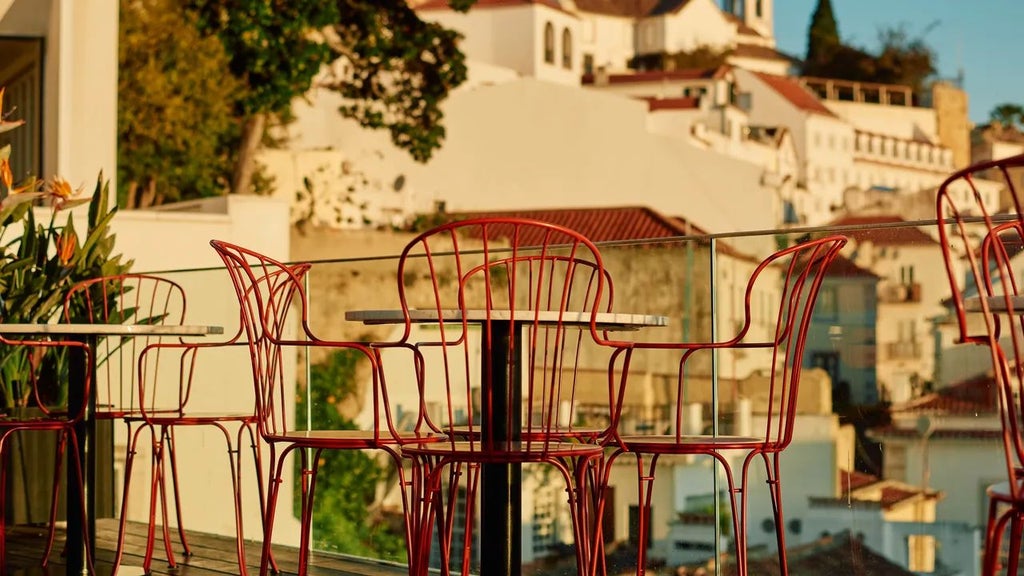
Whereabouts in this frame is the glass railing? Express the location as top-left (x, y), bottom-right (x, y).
top-left (135, 217), bottom-right (989, 576)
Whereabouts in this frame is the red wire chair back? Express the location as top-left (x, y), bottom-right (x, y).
top-left (934, 154), bottom-right (1024, 575)
top-left (936, 153), bottom-right (1024, 347)
top-left (395, 217), bottom-right (612, 454)
top-left (209, 240), bottom-right (402, 447)
top-left (208, 241), bottom-right (317, 440)
top-left (62, 273), bottom-right (187, 418)
top-left (606, 235), bottom-right (847, 451)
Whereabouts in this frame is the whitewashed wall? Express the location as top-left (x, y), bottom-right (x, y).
top-left (108, 195), bottom-right (304, 547)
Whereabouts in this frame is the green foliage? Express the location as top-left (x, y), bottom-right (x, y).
top-left (295, 348), bottom-right (405, 560)
top-left (185, 0), bottom-right (339, 118)
top-left (0, 93), bottom-right (130, 408)
top-left (187, 0), bottom-right (473, 165)
top-left (324, 0), bottom-right (470, 163)
top-left (802, 13), bottom-right (937, 98)
top-left (805, 0), bottom-right (839, 68)
top-left (0, 183), bottom-right (131, 408)
top-left (117, 0), bottom-right (242, 207)
top-left (990, 103), bottom-right (1024, 129)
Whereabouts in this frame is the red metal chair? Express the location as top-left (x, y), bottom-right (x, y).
top-left (935, 153), bottom-right (1024, 575)
top-left (0, 330), bottom-right (94, 572)
top-left (389, 218), bottom-right (613, 576)
top-left (594, 235), bottom-right (847, 576)
top-left (60, 273), bottom-right (270, 574)
top-left (210, 240), bottom-right (429, 576)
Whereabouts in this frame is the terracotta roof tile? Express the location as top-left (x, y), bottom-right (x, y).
top-left (448, 206), bottom-right (696, 245)
top-left (418, 0), bottom-right (567, 12)
top-left (823, 254), bottom-right (879, 279)
top-left (730, 43), bottom-right (795, 62)
top-left (827, 215), bottom-right (938, 247)
top-left (753, 72), bottom-right (836, 118)
top-left (582, 67), bottom-right (724, 85)
top-left (841, 469), bottom-right (878, 493)
top-left (894, 370), bottom-right (999, 415)
top-left (572, 0), bottom-right (662, 17)
top-left (715, 531), bottom-right (918, 576)
top-left (648, 0), bottom-right (692, 16)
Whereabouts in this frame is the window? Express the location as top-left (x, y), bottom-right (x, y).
top-left (583, 53), bottom-right (594, 75)
top-left (543, 22), bottom-right (555, 64)
top-left (561, 28), bottom-right (572, 69)
top-left (900, 265), bottom-right (915, 285)
top-left (755, 0), bottom-right (763, 17)
top-left (0, 39), bottom-right (43, 180)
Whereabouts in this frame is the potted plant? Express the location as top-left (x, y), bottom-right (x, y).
top-left (0, 87), bottom-right (131, 523)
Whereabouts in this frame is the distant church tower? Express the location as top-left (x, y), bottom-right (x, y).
top-left (724, 0), bottom-right (775, 44)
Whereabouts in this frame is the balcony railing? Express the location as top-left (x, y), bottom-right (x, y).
top-left (128, 216), bottom-right (994, 576)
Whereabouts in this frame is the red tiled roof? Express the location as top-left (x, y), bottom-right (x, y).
top-left (894, 370), bottom-right (999, 415)
top-left (879, 486), bottom-right (924, 507)
top-left (730, 44), bottom-right (794, 62)
top-left (841, 469), bottom-right (878, 493)
top-left (648, 0), bottom-right (693, 16)
top-left (727, 531), bottom-right (918, 576)
top-left (572, 0), bottom-right (659, 17)
top-left (448, 206), bottom-right (696, 244)
top-left (823, 254), bottom-right (879, 279)
top-left (418, 0), bottom-right (568, 12)
top-left (827, 215), bottom-right (938, 247)
top-left (582, 67), bottom-right (725, 85)
top-left (754, 72), bottom-right (835, 118)
top-left (642, 96), bottom-right (700, 111)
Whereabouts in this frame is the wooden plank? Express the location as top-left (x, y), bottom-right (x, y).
top-left (3, 520), bottom-right (408, 576)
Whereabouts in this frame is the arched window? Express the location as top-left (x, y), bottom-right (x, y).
top-left (755, 0), bottom-right (763, 17)
top-left (543, 22), bottom-right (555, 64)
top-left (561, 28), bottom-right (573, 69)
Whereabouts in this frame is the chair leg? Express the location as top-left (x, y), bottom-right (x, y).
top-left (65, 430), bottom-right (97, 576)
top-left (761, 452), bottom-right (789, 575)
top-left (246, 424), bottom-right (279, 575)
top-left (42, 429), bottom-right (69, 565)
top-left (111, 423), bottom-right (146, 575)
top-left (712, 452), bottom-right (746, 576)
top-left (165, 426), bottom-right (193, 557)
top-left (227, 423), bottom-right (251, 576)
top-left (1009, 512), bottom-right (1024, 576)
top-left (142, 426), bottom-right (171, 573)
top-left (260, 446), bottom-right (286, 576)
top-left (983, 498), bottom-right (1005, 576)
top-left (634, 453), bottom-right (660, 576)
top-left (297, 448), bottom-right (324, 576)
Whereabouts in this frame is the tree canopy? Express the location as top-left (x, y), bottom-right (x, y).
top-left (117, 0), bottom-right (241, 207)
top-left (117, 0), bottom-right (475, 204)
top-left (184, 0), bottom-right (474, 195)
top-left (801, 3), bottom-right (937, 98)
top-left (989, 103), bottom-right (1024, 129)
top-left (805, 0), bottom-right (839, 69)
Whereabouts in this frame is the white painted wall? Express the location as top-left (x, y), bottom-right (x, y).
top-left (286, 76), bottom-right (775, 235)
top-left (106, 196), bottom-right (304, 547)
top-left (577, 12), bottom-right (634, 73)
top-left (0, 0), bottom-right (118, 191)
top-left (661, 0), bottom-right (733, 54)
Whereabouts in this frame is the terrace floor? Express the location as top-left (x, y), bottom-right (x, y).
top-left (4, 520), bottom-right (407, 575)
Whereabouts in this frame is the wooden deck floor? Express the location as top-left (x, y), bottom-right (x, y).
top-left (4, 519), bottom-right (408, 575)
